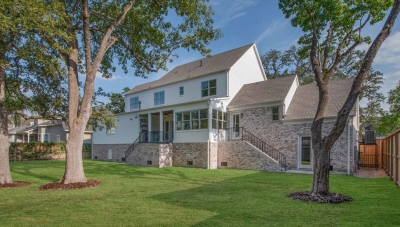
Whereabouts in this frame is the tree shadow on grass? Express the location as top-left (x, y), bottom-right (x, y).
top-left (149, 172), bottom-right (354, 227)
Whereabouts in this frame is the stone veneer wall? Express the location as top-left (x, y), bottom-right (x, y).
top-left (209, 142), bottom-right (218, 169)
top-left (159, 143), bottom-right (173, 168)
top-left (172, 142), bottom-right (208, 168)
top-left (127, 143), bottom-right (161, 167)
top-left (92, 144), bottom-right (131, 162)
top-left (238, 106), bottom-right (355, 173)
top-left (218, 141), bottom-right (283, 171)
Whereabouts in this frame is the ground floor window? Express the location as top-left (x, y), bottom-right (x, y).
top-left (212, 109), bottom-right (227, 130)
top-left (176, 109), bottom-right (208, 130)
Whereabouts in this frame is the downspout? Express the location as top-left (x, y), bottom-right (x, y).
top-left (347, 117), bottom-right (351, 175)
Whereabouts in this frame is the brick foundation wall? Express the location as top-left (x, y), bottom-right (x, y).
top-left (172, 143), bottom-right (208, 168)
top-left (218, 141), bottom-right (283, 172)
top-left (92, 144), bottom-right (131, 162)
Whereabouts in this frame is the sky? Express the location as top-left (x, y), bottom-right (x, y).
top-left (92, 0), bottom-right (400, 109)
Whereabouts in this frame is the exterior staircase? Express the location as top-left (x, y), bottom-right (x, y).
top-left (225, 127), bottom-right (287, 171)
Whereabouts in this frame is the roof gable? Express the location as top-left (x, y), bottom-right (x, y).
top-left (126, 43), bottom-right (255, 95)
top-left (284, 77), bottom-right (356, 120)
top-left (228, 75), bottom-right (297, 107)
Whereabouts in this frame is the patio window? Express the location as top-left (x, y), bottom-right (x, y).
top-left (176, 109), bottom-right (208, 131)
top-left (201, 79), bottom-right (216, 97)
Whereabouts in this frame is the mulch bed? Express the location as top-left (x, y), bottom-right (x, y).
top-left (288, 191), bottom-right (353, 204)
top-left (39, 179), bottom-right (101, 190)
top-left (0, 181), bottom-right (32, 189)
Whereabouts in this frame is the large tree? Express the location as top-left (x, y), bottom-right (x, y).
top-left (57, 0), bottom-right (221, 184)
top-left (377, 81), bottom-right (400, 135)
top-left (0, 0), bottom-right (71, 184)
top-left (261, 47), bottom-right (385, 138)
top-left (279, 0), bottom-right (400, 196)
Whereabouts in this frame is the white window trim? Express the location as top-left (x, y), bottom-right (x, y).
top-left (130, 96), bottom-right (139, 110)
top-left (201, 79), bottom-right (217, 97)
top-left (42, 133), bottom-right (50, 142)
top-left (154, 91), bottom-right (165, 106)
top-left (298, 134), bottom-right (313, 169)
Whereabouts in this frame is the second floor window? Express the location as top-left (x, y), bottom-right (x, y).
top-left (106, 126), bottom-right (115, 134)
top-left (201, 79), bottom-right (216, 97)
top-left (154, 91), bottom-right (165, 105)
top-left (130, 97), bottom-right (139, 110)
top-left (179, 86), bottom-right (184, 95)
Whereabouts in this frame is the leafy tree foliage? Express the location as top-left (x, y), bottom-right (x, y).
top-left (55, 0), bottom-right (221, 184)
top-left (279, 0), bottom-right (400, 195)
top-left (0, 0), bottom-right (72, 184)
top-left (377, 81), bottom-right (400, 135)
top-left (106, 87), bottom-right (130, 114)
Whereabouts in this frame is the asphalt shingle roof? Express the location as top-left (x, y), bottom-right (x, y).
top-left (126, 43), bottom-right (255, 95)
top-left (285, 77), bottom-right (356, 120)
top-left (228, 75), bottom-right (297, 107)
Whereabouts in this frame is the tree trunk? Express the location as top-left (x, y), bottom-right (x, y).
top-left (60, 38), bottom-right (87, 184)
top-left (0, 54), bottom-right (12, 184)
top-left (311, 143), bottom-right (330, 194)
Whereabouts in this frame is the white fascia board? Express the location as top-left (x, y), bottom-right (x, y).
top-left (125, 69), bottom-right (227, 96)
top-left (252, 44), bottom-right (267, 81)
top-left (283, 76), bottom-right (299, 114)
top-left (227, 100), bottom-right (284, 111)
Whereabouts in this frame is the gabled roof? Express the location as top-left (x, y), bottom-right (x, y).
top-left (126, 43), bottom-right (255, 95)
top-left (284, 77), bottom-right (356, 120)
top-left (228, 75), bottom-right (297, 107)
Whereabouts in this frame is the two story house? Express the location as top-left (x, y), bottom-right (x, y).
top-left (92, 43), bottom-right (359, 174)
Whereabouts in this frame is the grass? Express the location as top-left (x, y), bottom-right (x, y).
top-left (1, 159), bottom-right (400, 227)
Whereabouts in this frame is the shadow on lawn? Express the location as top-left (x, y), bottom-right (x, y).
top-left (82, 160), bottom-right (208, 185)
top-left (149, 171), bottom-right (319, 227)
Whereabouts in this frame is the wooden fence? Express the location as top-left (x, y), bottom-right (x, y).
top-left (359, 140), bottom-right (382, 168)
top-left (382, 129), bottom-right (400, 187)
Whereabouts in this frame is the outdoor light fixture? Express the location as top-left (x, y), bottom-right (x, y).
top-left (240, 113), bottom-right (243, 118)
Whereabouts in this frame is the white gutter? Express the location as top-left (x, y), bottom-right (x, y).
top-left (347, 117), bottom-right (351, 175)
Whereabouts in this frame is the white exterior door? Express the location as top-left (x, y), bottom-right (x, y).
top-left (299, 135), bottom-right (313, 169)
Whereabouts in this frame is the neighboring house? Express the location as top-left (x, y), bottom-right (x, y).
top-left (92, 43), bottom-right (359, 174)
top-left (8, 118), bottom-right (92, 143)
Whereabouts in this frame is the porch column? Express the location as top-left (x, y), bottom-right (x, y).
top-left (27, 133), bottom-right (30, 143)
top-left (148, 113), bottom-right (152, 142)
top-left (159, 111), bottom-right (163, 142)
top-left (23, 134), bottom-right (25, 142)
top-left (208, 106), bottom-right (212, 141)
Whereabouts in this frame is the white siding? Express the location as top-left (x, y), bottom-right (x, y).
top-left (125, 72), bottom-right (227, 112)
top-left (283, 76), bottom-right (299, 114)
top-left (228, 45), bottom-right (265, 104)
top-left (93, 113), bottom-right (138, 144)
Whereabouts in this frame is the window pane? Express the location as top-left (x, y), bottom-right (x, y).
top-left (218, 111), bottom-right (222, 120)
top-left (183, 111), bottom-right (190, 120)
top-left (201, 81), bottom-right (208, 89)
top-left (180, 86), bottom-right (184, 95)
top-left (176, 121), bottom-right (182, 130)
top-left (155, 99), bottom-right (159, 105)
top-left (212, 110), bottom-right (217, 119)
top-left (201, 89), bottom-right (208, 97)
top-left (176, 112), bottom-right (182, 121)
top-left (200, 119), bottom-right (208, 129)
top-left (209, 79), bottom-right (216, 87)
top-left (210, 87), bottom-right (216, 96)
top-left (192, 120), bottom-right (199, 129)
top-left (212, 119), bottom-right (217, 129)
top-left (200, 109), bottom-right (208, 119)
top-left (191, 110), bottom-right (199, 119)
top-left (183, 121), bottom-right (190, 130)
top-left (154, 92), bottom-right (159, 99)
top-left (218, 120), bottom-right (222, 129)
top-left (160, 91), bottom-right (164, 98)
top-left (160, 97), bottom-right (165, 105)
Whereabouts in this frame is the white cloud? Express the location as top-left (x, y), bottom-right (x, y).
top-left (254, 20), bottom-right (285, 44)
top-left (213, 0), bottom-right (259, 28)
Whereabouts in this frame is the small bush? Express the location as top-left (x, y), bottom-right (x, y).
top-left (9, 142), bottom-right (66, 161)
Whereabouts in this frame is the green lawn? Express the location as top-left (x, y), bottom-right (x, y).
top-left (1, 160), bottom-right (400, 227)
